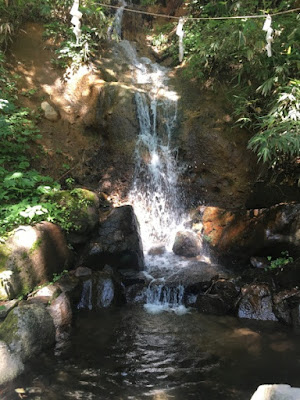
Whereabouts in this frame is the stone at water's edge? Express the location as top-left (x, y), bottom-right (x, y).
top-left (81, 205), bottom-right (144, 271)
top-left (172, 231), bottom-right (201, 257)
top-left (250, 384), bottom-right (300, 400)
top-left (0, 341), bottom-right (24, 386)
top-left (238, 284), bottom-right (278, 321)
top-left (0, 303), bottom-right (55, 362)
top-left (0, 222), bottom-right (72, 300)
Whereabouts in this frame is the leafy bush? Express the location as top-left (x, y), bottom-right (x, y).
top-left (162, 0), bottom-right (300, 170)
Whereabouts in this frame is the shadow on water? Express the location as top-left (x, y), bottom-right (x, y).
top-left (4, 305), bottom-right (300, 400)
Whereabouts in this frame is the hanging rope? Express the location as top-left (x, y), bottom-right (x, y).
top-left (92, 3), bottom-right (300, 21)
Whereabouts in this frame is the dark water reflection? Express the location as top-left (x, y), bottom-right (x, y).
top-left (4, 306), bottom-right (300, 400)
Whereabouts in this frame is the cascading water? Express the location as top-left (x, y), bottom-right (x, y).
top-left (110, 4), bottom-right (196, 313)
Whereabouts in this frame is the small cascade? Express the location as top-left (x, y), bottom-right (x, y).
top-left (144, 282), bottom-right (188, 315)
top-left (115, 40), bottom-right (184, 252)
top-left (109, 4), bottom-right (204, 314)
top-left (77, 279), bottom-right (93, 310)
top-left (107, 0), bottom-right (127, 40)
top-left (77, 276), bottom-right (115, 310)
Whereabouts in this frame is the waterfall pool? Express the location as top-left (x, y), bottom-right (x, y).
top-left (3, 305), bottom-right (300, 400)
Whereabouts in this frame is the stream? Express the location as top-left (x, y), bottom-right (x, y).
top-left (4, 306), bottom-right (300, 400)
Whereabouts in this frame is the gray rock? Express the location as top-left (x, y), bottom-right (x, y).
top-left (0, 303), bottom-right (55, 362)
top-left (41, 101), bottom-right (59, 121)
top-left (0, 341), bottom-right (24, 385)
top-left (250, 384), bottom-right (300, 400)
top-left (172, 231), bottom-right (201, 257)
top-left (82, 205), bottom-right (144, 271)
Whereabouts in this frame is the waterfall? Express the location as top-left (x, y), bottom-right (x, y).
top-left (115, 40), bottom-right (184, 252)
top-left (144, 283), bottom-right (188, 314)
top-left (109, 5), bottom-right (195, 314)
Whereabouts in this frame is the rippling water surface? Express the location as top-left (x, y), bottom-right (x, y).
top-left (4, 306), bottom-right (300, 400)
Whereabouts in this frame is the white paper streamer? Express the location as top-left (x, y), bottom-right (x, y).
top-left (176, 17), bottom-right (185, 63)
top-left (70, 0), bottom-right (82, 44)
top-left (263, 14), bottom-right (273, 57)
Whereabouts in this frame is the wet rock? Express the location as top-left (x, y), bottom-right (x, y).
top-left (0, 223), bottom-right (72, 300)
top-left (0, 341), bottom-right (24, 385)
top-left (196, 294), bottom-right (229, 315)
top-left (172, 231), bottom-right (201, 257)
top-left (74, 266), bottom-right (92, 278)
top-left (0, 303), bottom-right (55, 362)
top-left (124, 283), bottom-right (147, 304)
top-left (48, 293), bottom-right (72, 344)
top-left (250, 256), bottom-right (269, 269)
top-left (41, 101), bottom-right (59, 121)
top-left (95, 276), bottom-right (115, 308)
top-left (238, 284), bottom-right (277, 321)
top-left (273, 288), bottom-right (300, 325)
top-left (82, 205), bottom-right (144, 271)
top-left (148, 245), bottom-right (166, 256)
top-left (250, 384), bottom-right (300, 400)
top-left (165, 262), bottom-right (229, 288)
top-left (195, 279), bottom-right (239, 315)
top-left (0, 299), bottom-right (18, 319)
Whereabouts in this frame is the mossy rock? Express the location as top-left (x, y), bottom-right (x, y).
top-left (46, 189), bottom-right (99, 242)
top-left (0, 303), bottom-right (55, 362)
top-left (0, 223), bottom-right (72, 300)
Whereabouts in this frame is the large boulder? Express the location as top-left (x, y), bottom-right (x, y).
top-left (0, 222), bottom-right (72, 300)
top-left (172, 231), bottom-right (201, 257)
top-left (0, 303), bottom-right (55, 363)
top-left (81, 205), bottom-right (144, 271)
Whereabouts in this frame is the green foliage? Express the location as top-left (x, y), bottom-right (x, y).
top-left (248, 80), bottom-right (300, 164)
top-left (0, 50), bottom-right (88, 238)
top-left (266, 251), bottom-right (294, 270)
top-left (168, 0), bottom-right (300, 169)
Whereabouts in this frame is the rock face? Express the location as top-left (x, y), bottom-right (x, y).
top-left (0, 303), bottom-right (55, 362)
top-left (250, 384), bottom-right (300, 400)
top-left (238, 284), bottom-right (278, 321)
top-left (172, 231), bottom-right (201, 257)
top-left (0, 222), bottom-right (72, 300)
top-left (95, 83), bottom-right (138, 198)
top-left (200, 203), bottom-right (300, 261)
top-left (82, 205), bottom-right (144, 271)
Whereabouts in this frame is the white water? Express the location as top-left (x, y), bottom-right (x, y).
top-left (110, 6), bottom-right (197, 313)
